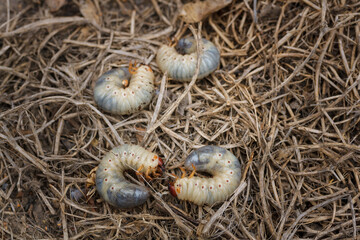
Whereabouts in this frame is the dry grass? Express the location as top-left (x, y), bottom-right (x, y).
top-left (1, 0), bottom-right (360, 239)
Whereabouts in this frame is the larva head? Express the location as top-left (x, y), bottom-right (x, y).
top-left (175, 37), bottom-right (197, 55)
top-left (149, 155), bottom-right (165, 177)
top-left (168, 181), bottom-right (177, 197)
top-left (157, 157), bottom-right (165, 174)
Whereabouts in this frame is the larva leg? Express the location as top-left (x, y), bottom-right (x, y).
top-left (86, 166), bottom-right (98, 188)
top-left (188, 164), bottom-right (196, 179)
top-left (136, 165), bottom-right (144, 181)
top-left (171, 37), bottom-right (178, 47)
top-left (128, 61), bottom-right (138, 74)
top-left (180, 167), bottom-right (186, 178)
top-left (151, 167), bottom-right (161, 177)
top-left (145, 167), bottom-right (153, 181)
top-left (166, 36), bottom-right (178, 47)
top-left (142, 64), bottom-right (153, 73)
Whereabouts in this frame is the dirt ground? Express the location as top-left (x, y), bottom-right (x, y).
top-left (1, 0), bottom-right (360, 239)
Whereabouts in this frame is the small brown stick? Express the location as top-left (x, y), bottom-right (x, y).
top-left (130, 10), bottom-right (136, 37)
top-left (202, 182), bottom-right (247, 235)
top-left (60, 169), bottom-right (69, 240)
top-left (0, 17), bottom-right (88, 38)
top-left (150, 0), bottom-right (171, 25)
top-left (0, 124), bottom-right (48, 171)
top-left (143, 72), bottom-right (168, 144)
top-left (209, 16), bottom-right (234, 48)
top-left (257, 27), bottom-right (329, 102)
top-left (49, 184), bottom-right (103, 217)
top-left (150, 192), bottom-right (192, 234)
top-left (348, 194), bottom-right (357, 239)
top-left (281, 194), bottom-right (347, 240)
top-left (200, 153), bottom-right (252, 236)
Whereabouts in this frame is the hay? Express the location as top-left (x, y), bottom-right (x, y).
top-left (0, 0), bottom-right (360, 239)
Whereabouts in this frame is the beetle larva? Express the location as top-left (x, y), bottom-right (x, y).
top-left (96, 144), bottom-right (164, 208)
top-left (168, 146), bottom-right (241, 205)
top-left (93, 63), bottom-right (155, 115)
top-left (156, 37), bottom-right (220, 81)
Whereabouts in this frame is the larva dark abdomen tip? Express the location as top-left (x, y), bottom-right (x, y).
top-left (95, 144), bottom-right (164, 208)
top-left (169, 145), bottom-right (241, 206)
top-left (156, 37), bottom-right (220, 81)
top-left (93, 65), bottom-right (155, 115)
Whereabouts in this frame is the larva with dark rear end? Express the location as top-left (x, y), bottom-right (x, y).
top-left (93, 63), bottom-right (154, 115)
top-left (169, 146), bottom-right (241, 206)
top-left (96, 144), bottom-right (164, 208)
top-left (156, 37), bottom-right (220, 81)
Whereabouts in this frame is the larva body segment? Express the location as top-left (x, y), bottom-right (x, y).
top-left (169, 146), bottom-right (241, 206)
top-left (156, 37), bottom-right (220, 81)
top-left (93, 65), bottom-right (154, 115)
top-left (96, 144), bottom-right (164, 208)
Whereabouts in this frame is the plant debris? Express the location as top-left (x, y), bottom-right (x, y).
top-left (0, 0), bottom-right (359, 239)
top-left (179, 0), bottom-right (232, 23)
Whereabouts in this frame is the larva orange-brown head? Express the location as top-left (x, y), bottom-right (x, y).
top-left (157, 157), bottom-right (165, 173)
top-left (150, 155), bottom-right (165, 177)
top-left (168, 182), bottom-right (177, 197)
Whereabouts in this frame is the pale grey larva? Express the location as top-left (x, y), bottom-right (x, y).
top-left (93, 63), bottom-right (154, 115)
top-left (156, 37), bottom-right (220, 81)
top-left (96, 144), bottom-right (164, 208)
top-left (169, 146), bottom-right (241, 206)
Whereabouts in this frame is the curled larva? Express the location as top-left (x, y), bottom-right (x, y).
top-left (168, 146), bottom-right (241, 206)
top-left (96, 144), bottom-right (164, 208)
top-left (156, 37), bottom-right (220, 81)
top-left (93, 64), bottom-right (154, 115)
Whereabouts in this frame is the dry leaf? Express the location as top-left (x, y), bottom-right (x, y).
top-left (258, 3), bottom-right (282, 20)
top-left (79, 0), bottom-right (102, 26)
top-left (46, 0), bottom-right (66, 12)
top-left (179, 0), bottom-right (232, 23)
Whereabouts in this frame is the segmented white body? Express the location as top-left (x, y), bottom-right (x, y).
top-left (96, 144), bottom-right (161, 208)
top-left (172, 146), bottom-right (241, 205)
top-left (156, 37), bottom-right (220, 81)
top-left (93, 66), bottom-right (154, 115)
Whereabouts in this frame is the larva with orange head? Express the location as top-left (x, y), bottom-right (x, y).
top-left (169, 146), bottom-right (241, 206)
top-left (156, 37), bottom-right (220, 81)
top-left (93, 63), bottom-right (154, 115)
top-left (96, 144), bottom-right (164, 208)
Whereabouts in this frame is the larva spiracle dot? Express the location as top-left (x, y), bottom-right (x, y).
top-left (93, 64), bottom-right (154, 115)
top-left (156, 37), bottom-right (220, 81)
top-left (168, 146), bottom-right (241, 206)
top-left (96, 144), bottom-right (164, 208)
